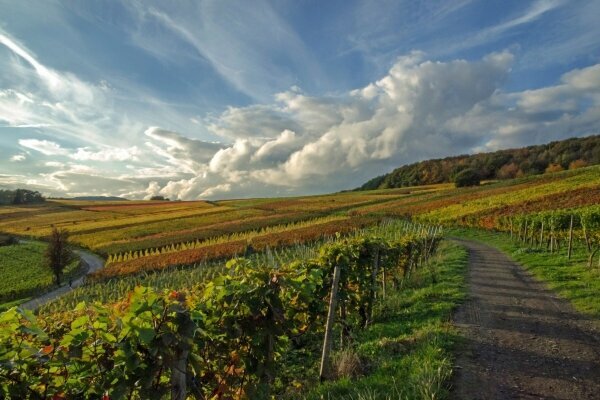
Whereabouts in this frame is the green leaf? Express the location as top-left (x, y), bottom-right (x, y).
top-left (136, 327), bottom-right (155, 345)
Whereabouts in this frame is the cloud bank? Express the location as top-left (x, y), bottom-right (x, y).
top-left (2, 27), bottom-right (599, 199)
top-left (124, 51), bottom-right (599, 200)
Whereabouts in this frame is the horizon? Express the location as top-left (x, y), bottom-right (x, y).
top-left (1, 1), bottom-right (600, 200)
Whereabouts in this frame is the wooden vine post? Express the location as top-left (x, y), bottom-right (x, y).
top-left (366, 247), bottom-right (380, 327)
top-left (567, 215), bottom-right (574, 260)
top-left (382, 264), bottom-right (387, 300)
top-left (539, 220), bottom-right (544, 249)
top-left (319, 264), bottom-right (342, 382)
top-left (170, 303), bottom-right (195, 400)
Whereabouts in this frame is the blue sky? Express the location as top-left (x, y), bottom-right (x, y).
top-left (1, 0), bottom-right (599, 199)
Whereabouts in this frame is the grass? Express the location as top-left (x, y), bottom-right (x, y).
top-left (450, 227), bottom-right (600, 318)
top-left (0, 241), bottom-right (80, 309)
top-left (302, 240), bottom-right (468, 400)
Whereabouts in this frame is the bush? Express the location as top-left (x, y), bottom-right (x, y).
top-left (454, 169), bottom-right (480, 187)
top-left (545, 163), bottom-right (564, 173)
top-left (0, 235), bottom-right (17, 246)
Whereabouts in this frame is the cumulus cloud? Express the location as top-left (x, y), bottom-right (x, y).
top-left (449, 62), bottom-right (600, 150)
top-left (135, 51), bottom-right (600, 200)
top-left (5, 46), bottom-right (600, 200)
top-left (145, 127), bottom-right (223, 164)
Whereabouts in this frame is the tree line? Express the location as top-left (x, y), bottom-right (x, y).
top-left (0, 189), bottom-right (45, 205)
top-left (358, 134), bottom-right (600, 190)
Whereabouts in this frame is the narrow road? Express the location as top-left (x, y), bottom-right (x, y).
top-left (451, 239), bottom-right (600, 400)
top-left (20, 249), bottom-right (104, 310)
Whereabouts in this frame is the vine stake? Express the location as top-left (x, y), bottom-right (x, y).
top-left (319, 264), bottom-right (341, 382)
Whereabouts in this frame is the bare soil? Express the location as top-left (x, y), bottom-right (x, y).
top-left (451, 239), bottom-right (600, 400)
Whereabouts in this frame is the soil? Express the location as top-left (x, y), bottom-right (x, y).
top-left (450, 239), bottom-right (600, 400)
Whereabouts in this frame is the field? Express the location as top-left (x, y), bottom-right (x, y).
top-left (0, 242), bottom-right (80, 308)
top-left (0, 166), bottom-right (596, 283)
top-left (0, 165), bottom-right (599, 399)
top-left (0, 220), bottom-right (451, 398)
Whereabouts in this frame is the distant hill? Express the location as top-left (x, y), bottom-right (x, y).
top-left (357, 135), bottom-right (600, 190)
top-left (69, 196), bottom-right (128, 201)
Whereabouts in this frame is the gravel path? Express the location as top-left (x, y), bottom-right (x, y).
top-left (451, 239), bottom-right (600, 399)
top-left (20, 250), bottom-right (104, 310)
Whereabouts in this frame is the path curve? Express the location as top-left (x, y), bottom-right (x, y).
top-left (21, 249), bottom-right (104, 310)
top-left (451, 238), bottom-right (600, 400)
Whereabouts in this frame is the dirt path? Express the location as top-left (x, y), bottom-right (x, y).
top-left (20, 250), bottom-right (104, 310)
top-left (451, 239), bottom-right (600, 400)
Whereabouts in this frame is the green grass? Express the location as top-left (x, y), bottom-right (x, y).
top-left (302, 240), bottom-right (468, 400)
top-left (450, 227), bottom-right (600, 318)
top-left (0, 241), bottom-right (80, 308)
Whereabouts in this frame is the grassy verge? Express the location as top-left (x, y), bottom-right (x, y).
top-left (302, 240), bottom-right (468, 399)
top-left (450, 227), bottom-right (600, 318)
top-left (0, 241), bottom-right (80, 310)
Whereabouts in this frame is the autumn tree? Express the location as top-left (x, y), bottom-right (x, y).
top-left (569, 159), bottom-right (588, 169)
top-left (497, 162), bottom-right (520, 179)
top-left (545, 163), bottom-right (564, 173)
top-left (45, 228), bottom-right (73, 285)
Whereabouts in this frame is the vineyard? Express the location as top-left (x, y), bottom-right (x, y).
top-left (0, 242), bottom-right (80, 308)
top-left (0, 221), bottom-right (451, 399)
top-left (0, 165), bottom-right (599, 398)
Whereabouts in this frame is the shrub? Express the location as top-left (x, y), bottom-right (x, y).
top-left (569, 159), bottom-right (588, 170)
top-left (545, 163), bottom-right (564, 173)
top-left (454, 169), bottom-right (480, 187)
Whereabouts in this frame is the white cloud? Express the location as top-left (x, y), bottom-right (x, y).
top-left (134, 51), bottom-right (600, 200)
top-left (0, 30), bottom-right (123, 147)
top-left (18, 139), bottom-right (69, 156)
top-left (125, 1), bottom-right (323, 101)
top-left (10, 154), bottom-right (26, 162)
top-left (4, 43), bottom-right (600, 200)
top-left (70, 146), bottom-right (140, 162)
top-left (18, 138), bottom-right (142, 163)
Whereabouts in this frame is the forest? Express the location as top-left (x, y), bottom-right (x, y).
top-left (358, 134), bottom-right (600, 190)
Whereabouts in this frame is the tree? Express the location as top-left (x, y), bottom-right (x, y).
top-left (497, 162), bottom-right (520, 179)
top-left (1, 189), bottom-right (45, 205)
top-left (569, 159), bottom-right (588, 169)
top-left (150, 195), bottom-right (169, 201)
top-left (454, 168), bottom-right (480, 187)
top-left (45, 228), bottom-right (73, 285)
top-left (545, 163), bottom-right (564, 173)
top-left (12, 189), bottom-right (24, 204)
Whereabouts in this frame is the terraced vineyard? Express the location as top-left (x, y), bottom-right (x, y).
top-left (0, 166), bottom-right (598, 283)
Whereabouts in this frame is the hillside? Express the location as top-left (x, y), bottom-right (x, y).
top-left (0, 164), bottom-right (599, 399)
top-left (358, 135), bottom-right (600, 190)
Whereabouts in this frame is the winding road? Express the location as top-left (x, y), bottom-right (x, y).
top-left (20, 249), bottom-right (104, 310)
top-left (451, 239), bottom-right (600, 399)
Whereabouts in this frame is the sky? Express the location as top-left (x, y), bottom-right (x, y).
top-left (1, 0), bottom-right (600, 200)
